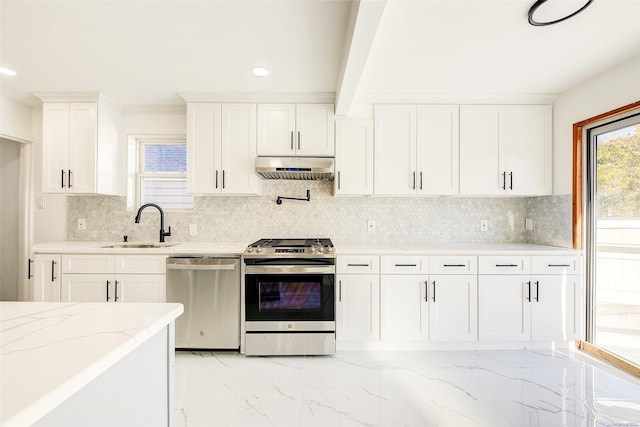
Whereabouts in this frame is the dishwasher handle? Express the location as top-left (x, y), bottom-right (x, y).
top-left (166, 257), bottom-right (239, 271)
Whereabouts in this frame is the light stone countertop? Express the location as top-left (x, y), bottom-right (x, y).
top-left (0, 302), bottom-right (184, 426)
top-left (334, 242), bottom-right (581, 256)
top-left (31, 241), bottom-right (249, 255)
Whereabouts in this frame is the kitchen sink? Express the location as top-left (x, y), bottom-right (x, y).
top-left (102, 243), bottom-right (179, 249)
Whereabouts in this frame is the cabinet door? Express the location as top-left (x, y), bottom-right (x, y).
top-left (42, 103), bottom-right (70, 193)
top-left (61, 274), bottom-right (112, 302)
top-left (220, 103), bottom-right (261, 195)
top-left (334, 119), bottom-right (374, 196)
top-left (380, 274), bottom-right (428, 341)
top-left (416, 105), bottom-right (459, 195)
top-left (374, 105), bottom-right (417, 195)
top-left (504, 105), bottom-right (552, 196)
top-left (33, 254), bottom-right (61, 301)
top-left (118, 274), bottom-right (166, 303)
top-left (429, 275), bottom-right (478, 342)
top-left (459, 105), bottom-right (505, 195)
top-left (531, 275), bottom-right (579, 341)
top-left (186, 103), bottom-right (222, 194)
top-left (68, 103), bottom-right (98, 194)
top-left (257, 104), bottom-right (296, 156)
top-left (336, 275), bottom-right (380, 342)
top-left (478, 275), bottom-right (531, 342)
top-left (295, 104), bottom-right (335, 156)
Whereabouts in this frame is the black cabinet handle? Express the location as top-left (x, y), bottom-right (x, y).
top-left (347, 263), bottom-right (370, 267)
top-left (338, 280), bottom-right (342, 302)
top-left (28, 258), bottom-right (33, 279)
top-left (424, 281), bottom-right (428, 302)
top-left (395, 263), bottom-right (417, 267)
top-left (68, 170), bottom-right (72, 188)
top-left (502, 171), bottom-right (506, 190)
top-left (106, 280), bottom-right (111, 301)
top-left (114, 280), bottom-right (119, 302)
top-left (496, 264), bottom-right (518, 267)
top-left (297, 131), bottom-right (301, 150)
top-left (432, 281), bottom-right (436, 302)
top-left (337, 171), bottom-right (341, 190)
top-left (548, 264), bottom-right (571, 267)
top-left (61, 170), bottom-right (65, 188)
top-left (535, 281), bottom-right (539, 302)
top-left (419, 171), bottom-right (423, 190)
top-left (509, 171), bottom-right (513, 190)
top-left (444, 264), bottom-right (466, 267)
top-left (290, 131), bottom-right (294, 150)
top-left (222, 170), bottom-right (226, 189)
top-left (215, 170), bottom-right (219, 189)
top-left (51, 260), bottom-right (57, 282)
top-left (412, 171), bottom-right (416, 190)
top-left (526, 281), bottom-right (531, 301)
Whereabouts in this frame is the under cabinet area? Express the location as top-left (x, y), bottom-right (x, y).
top-left (33, 254), bottom-right (166, 303)
top-left (39, 97), bottom-right (121, 195)
top-left (257, 104), bottom-right (334, 156)
top-left (186, 103), bottom-right (261, 195)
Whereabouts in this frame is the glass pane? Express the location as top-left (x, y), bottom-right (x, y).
top-left (143, 144), bottom-right (187, 173)
top-left (141, 178), bottom-right (193, 209)
top-left (593, 123), bottom-right (640, 365)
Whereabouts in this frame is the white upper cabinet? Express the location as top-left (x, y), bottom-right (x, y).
top-left (187, 103), bottom-right (261, 195)
top-left (459, 104), bottom-right (552, 196)
top-left (257, 104), bottom-right (334, 156)
top-left (334, 118), bottom-right (374, 196)
top-left (41, 98), bottom-right (121, 195)
top-left (374, 104), bottom-right (459, 196)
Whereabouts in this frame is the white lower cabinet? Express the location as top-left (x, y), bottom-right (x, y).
top-left (47, 254), bottom-right (166, 303)
top-left (478, 255), bottom-right (581, 342)
top-left (337, 274), bottom-right (380, 342)
top-left (429, 274), bottom-right (478, 342)
top-left (33, 254), bottom-right (62, 301)
top-left (380, 274), bottom-right (428, 341)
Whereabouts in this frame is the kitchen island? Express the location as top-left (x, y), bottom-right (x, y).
top-left (0, 302), bottom-right (183, 427)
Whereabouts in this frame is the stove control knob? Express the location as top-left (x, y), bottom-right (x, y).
top-left (317, 246), bottom-right (324, 253)
top-left (326, 246), bottom-right (335, 253)
top-left (246, 247), bottom-right (253, 253)
top-left (255, 246), bottom-right (262, 253)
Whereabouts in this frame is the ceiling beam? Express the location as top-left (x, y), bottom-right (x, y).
top-left (334, 0), bottom-right (387, 117)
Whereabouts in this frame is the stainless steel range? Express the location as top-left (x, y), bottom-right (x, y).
top-left (242, 238), bottom-right (336, 356)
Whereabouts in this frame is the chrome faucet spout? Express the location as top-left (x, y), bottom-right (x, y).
top-left (134, 203), bottom-right (172, 243)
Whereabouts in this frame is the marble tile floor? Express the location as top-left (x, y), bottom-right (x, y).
top-left (174, 349), bottom-right (640, 427)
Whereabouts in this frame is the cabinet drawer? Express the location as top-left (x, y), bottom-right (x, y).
top-left (531, 256), bottom-right (581, 275)
top-left (429, 256), bottom-right (477, 274)
top-left (380, 256), bottom-right (429, 274)
top-left (116, 255), bottom-right (167, 274)
top-left (62, 255), bottom-right (114, 274)
top-left (337, 256), bottom-right (379, 274)
top-left (478, 256), bottom-right (530, 274)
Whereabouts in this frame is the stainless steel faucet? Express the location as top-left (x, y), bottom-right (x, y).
top-left (134, 203), bottom-right (172, 243)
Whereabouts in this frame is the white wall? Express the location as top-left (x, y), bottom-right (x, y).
top-left (0, 95), bottom-right (32, 143)
top-left (0, 138), bottom-right (20, 300)
top-left (553, 53), bottom-right (640, 195)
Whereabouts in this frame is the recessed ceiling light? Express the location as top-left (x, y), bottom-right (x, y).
top-left (0, 67), bottom-right (18, 77)
top-left (250, 66), bottom-right (270, 77)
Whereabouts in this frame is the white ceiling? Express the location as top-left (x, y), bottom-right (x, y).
top-left (1, 0), bottom-right (640, 114)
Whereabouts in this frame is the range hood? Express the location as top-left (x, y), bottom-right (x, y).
top-left (255, 157), bottom-right (334, 180)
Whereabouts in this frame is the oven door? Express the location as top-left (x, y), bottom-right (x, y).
top-left (244, 262), bottom-right (335, 332)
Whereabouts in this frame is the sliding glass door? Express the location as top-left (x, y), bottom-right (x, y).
top-left (587, 115), bottom-right (640, 366)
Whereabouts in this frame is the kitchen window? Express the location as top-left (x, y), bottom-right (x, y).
top-left (128, 137), bottom-right (193, 210)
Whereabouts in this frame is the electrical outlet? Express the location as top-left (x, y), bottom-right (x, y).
top-left (77, 218), bottom-right (86, 231)
top-left (367, 220), bottom-right (375, 232)
top-left (480, 219), bottom-right (488, 232)
top-left (189, 224), bottom-right (198, 236)
top-left (525, 218), bottom-right (533, 231)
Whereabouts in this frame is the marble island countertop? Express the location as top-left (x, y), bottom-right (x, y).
top-left (31, 240), bottom-right (580, 256)
top-left (0, 302), bottom-right (183, 426)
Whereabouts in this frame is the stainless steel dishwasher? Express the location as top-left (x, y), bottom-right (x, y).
top-left (166, 256), bottom-right (240, 350)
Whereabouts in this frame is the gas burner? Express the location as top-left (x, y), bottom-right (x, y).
top-left (244, 238), bottom-right (335, 258)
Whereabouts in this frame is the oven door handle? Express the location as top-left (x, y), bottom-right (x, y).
top-left (244, 265), bottom-right (335, 274)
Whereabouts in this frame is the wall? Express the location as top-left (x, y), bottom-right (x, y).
top-left (0, 138), bottom-right (20, 300)
top-left (553, 53), bottom-right (640, 195)
top-left (67, 180), bottom-right (571, 247)
top-left (0, 95), bottom-right (32, 143)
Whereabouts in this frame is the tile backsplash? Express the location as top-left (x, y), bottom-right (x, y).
top-left (67, 181), bottom-right (572, 247)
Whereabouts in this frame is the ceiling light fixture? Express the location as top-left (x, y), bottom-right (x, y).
top-left (528, 0), bottom-right (595, 26)
top-left (0, 67), bottom-right (18, 77)
top-left (250, 66), bottom-right (270, 77)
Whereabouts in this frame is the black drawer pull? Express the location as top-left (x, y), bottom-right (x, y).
top-left (548, 264), bottom-right (571, 267)
top-left (495, 264), bottom-right (518, 267)
top-left (443, 264), bottom-right (466, 267)
top-left (347, 263), bottom-right (370, 267)
top-left (395, 263), bottom-right (417, 267)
